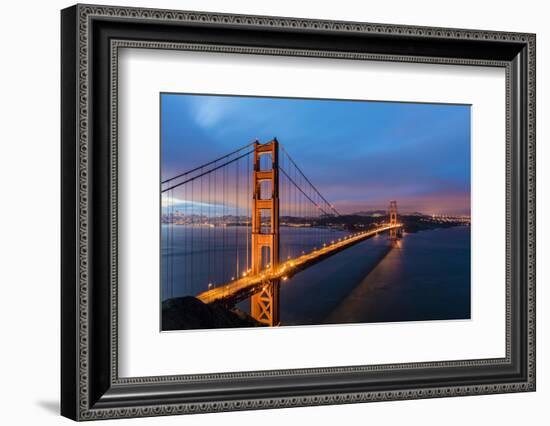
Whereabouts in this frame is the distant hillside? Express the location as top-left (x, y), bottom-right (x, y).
top-left (350, 210), bottom-right (387, 217)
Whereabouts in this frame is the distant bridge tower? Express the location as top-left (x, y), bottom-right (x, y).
top-left (250, 139), bottom-right (280, 326)
top-left (389, 200), bottom-right (399, 241)
top-left (389, 200), bottom-right (398, 226)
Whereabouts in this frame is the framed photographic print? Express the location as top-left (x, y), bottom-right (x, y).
top-left (61, 4), bottom-right (536, 421)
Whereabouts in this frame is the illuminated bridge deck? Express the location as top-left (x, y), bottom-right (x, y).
top-left (197, 223), bottom-right (403, 305)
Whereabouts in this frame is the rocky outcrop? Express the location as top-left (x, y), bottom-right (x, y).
top-left (162, 296), bottom-right (262, 331)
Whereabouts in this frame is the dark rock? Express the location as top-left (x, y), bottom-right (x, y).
top-left (162, 296), bottom-right (262, 331)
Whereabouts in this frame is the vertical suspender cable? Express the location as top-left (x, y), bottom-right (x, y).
top-left (222, 161), bottom-right (226, 283)
top-left (191, 179), bottom-right (194, 295)
top-left (235, 157), bottom-right (239, 280)
top-left (208, 165), bottom-right (211, 288)
top-left (246, 154), bottom-right (252, 272)
top-left (200, 167), bottom-right (204, 290)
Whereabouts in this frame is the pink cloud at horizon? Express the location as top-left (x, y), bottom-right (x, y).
top-left (333, 190), bottom-right (470, 216)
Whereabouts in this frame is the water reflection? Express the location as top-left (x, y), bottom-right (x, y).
top-left (282, 226), bottom-right (471, 325)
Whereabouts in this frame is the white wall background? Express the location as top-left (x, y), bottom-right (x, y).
top-left (0, 0), bottom-right (546, 424)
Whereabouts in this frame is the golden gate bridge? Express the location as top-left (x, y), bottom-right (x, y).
top-left (161, 139), bottom-right (403, 326)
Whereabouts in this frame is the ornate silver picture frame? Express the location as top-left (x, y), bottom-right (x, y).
top-left (61, 4), bottom-right (535, 420)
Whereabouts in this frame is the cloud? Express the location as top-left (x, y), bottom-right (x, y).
top-left (163, 94), bottom-right (471, 216)
top-left (192, 97), bottom-right (228, 128)
top-left (161, 195), bottom-right (185, 207)
top-left (161, 195), bottom-right (222, 210)
top-left (334, 190), bottom-right (470, 216)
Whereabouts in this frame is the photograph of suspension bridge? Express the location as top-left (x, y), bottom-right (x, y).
top-left (160, 93), bottom-right (471, 331)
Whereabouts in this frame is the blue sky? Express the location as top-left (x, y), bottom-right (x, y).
top-left (161, 93), bottom-right (471, 215)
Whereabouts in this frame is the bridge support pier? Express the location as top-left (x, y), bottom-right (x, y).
top-left (250, 139), bottom-right (280, 326)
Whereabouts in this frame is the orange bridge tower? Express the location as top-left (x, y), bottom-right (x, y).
top-left (250, 139), bottom-right (280, 326)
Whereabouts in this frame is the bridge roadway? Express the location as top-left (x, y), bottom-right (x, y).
top-left (196, 223), bottom-right (403, 305)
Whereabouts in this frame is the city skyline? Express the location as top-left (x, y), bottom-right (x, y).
top-left (161, 93), bottom-right (471, 216)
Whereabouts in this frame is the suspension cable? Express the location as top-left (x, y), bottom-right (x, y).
top-left (279, 144), bottom-right (340, 217)
top-left (279, 168), bottom-right (333, 217)
top-left (161, 141), bottom-right (256, 184)
top-left (162, 149), bottom-right (254, 193)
